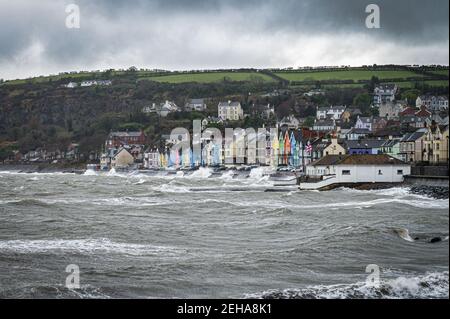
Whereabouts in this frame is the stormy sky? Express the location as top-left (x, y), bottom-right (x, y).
top-left (0, 0), bottom-right (448, 80)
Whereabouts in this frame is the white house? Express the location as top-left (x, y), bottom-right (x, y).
top-left (301, 154), bottom-right (411, 190)
top-left (218, 101), bottom-right (244, 121)
top-left (316, 105), bottom-right (346, 120)
top-left (355, 116), bottom-right (373, 131)
top-left (379, 101), bottom-right (404, 119)
top-left (278, 115), bottom-right (300, 129)
top-left (80, 80), bottom-right (112, 87)
top-left (373, 84), bottom-right (398, 107)
top-left (313, 119), bottom-right (336, 132)
top-left (80, 80), bottom-right (98, 87)
top-left (144, 150), bottom-right (161, 169)
top-left (159, 101), bottom-right (180, 117)
top-left (111, 148), bottom-right (135, 168)
top-left (416, 96), bottom-right (449, 111)
top-left (185, 98), bottom-right (207, 112)
top-left (64, 82), bottom-right (78, 88)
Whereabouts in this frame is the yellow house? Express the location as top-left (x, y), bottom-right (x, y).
top-left (431, 125), bottom-right (449, 165)
top-left (323, 137), bottom-right (346, 156)
top-left (111, 148), bottom-right (134, 168)
top-left (419, 124), bottom-right (449, 165)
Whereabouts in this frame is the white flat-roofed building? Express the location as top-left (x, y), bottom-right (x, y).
top-left (301, 154), bottom-right (411, 190)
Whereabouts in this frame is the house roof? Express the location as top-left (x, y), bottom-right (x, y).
top-left (310, 154), bottom-right (405, 166)
top-left (372, 128), bottom-right (402, 138)
top-left (188, 98), bottom-right (205, 104)
top-left (218, 101), bottom-right (241, 107)
top-left (330, 105), bottom-right (346, 112)
top-left (110, 131), bottom-right (143, 138)
top-left (348, 108), bottom-right (362, 115)
top-left (348, 128), bottom-right (371, 135)
top-left (400, 129), bottom-right (427, 142)
top-left (112, 147), bottom-right (132, 159)
top-left (346, 139), bottom-right (387, 149)
top-left (314, 119), bottom-right (335, 127)
top-left (382, 139), bottom-right (400, 147)
top-left (375, 84), bottom-right (397, 91)
top-left (401, 115), bottom-right (426, 124)
top-left (338, 154), bottom-right (405, 165)
top-left (358, 117), bottom-right (372, 123)
top-left (310, 155), bottom-right (347, 166)
top-left (415, 106), bottom-right (432, 117)
top-left (400, 107), bottom-right (417, 116)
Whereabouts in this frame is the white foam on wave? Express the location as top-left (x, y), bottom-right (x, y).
top-left (83, 169), bottom-right (98, 176)
top-left (340, 186), bottom-right (442, 201)
top-left (0, 238), bottom-right (183, 256)
top-left (152, 182), bottom-right (191, 193)
top-left (186, 167), bottom-right (212, 179)
top-left (221, 196), bottom-right (448, 211)
top-left (245, 167), bottom-right (273, 186)
top-left (244, 271), bottom-right (449, 299)
top-left (134, 178), bottom-right (146, 185)
top-left (106, 168), bottom-right (119, 177)
top-left (220, 170), bottom-right (235, 180)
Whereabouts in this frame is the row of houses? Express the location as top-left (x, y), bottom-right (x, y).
top-left (138, 123), bottom-right (448, 170)
top-left (372, 84), bottom-right (449, 112)
top-left (98, 102), bottom-right (449, 171)
top-left (2, 144), bottom-right (95, 164)
top-left (63, 80), bottom-right (112, 88)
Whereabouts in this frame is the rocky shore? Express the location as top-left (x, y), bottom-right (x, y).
top-left (409, 185), bottom-right (449, 199)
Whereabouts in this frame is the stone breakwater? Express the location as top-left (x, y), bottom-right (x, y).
top-left (410, 185), bottom-right (449, 199)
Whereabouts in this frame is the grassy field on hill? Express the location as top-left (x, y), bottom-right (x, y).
top-left (274, 69), bottom-right (423, 82)
top-left (2, 66), bottom-right (448, 87)
top-left (311, 80), bottom-right (449, 89)
top-left (430, 69), bottom-right (449, 76)
top-left (140, 72), bottom-right (275, 83)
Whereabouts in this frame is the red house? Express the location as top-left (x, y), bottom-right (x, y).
top-left (106, 131), bottom-right (146, 148)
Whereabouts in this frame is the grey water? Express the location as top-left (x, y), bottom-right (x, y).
top-left (0, 168), bottom-right (448, 299)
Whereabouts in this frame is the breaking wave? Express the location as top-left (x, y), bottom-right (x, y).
top-left (393, 228), bottom-right (415, 242)
top-left (245, 271), bottom-right (449, 299)
top-left (0, 238), bottom-right (184, 256)
top-left (0, 284), bottom-right (112, 299)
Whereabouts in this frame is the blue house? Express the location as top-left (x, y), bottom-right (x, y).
top-left (345, 139), bottom-right (387, 155)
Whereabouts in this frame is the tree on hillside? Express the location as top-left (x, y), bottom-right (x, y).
top-left (353, 93), bottom-right (373, 116)
top-left (365, 76), bottom-right (380, 92)
top-left (276, 100), bottom-right (293, 119)
top-left (401, 89), bottom-right (421, 106)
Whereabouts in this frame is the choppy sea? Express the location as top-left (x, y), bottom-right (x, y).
top-left (0, 168), bottom-right (448, 299)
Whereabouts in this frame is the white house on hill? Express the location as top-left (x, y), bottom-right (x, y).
top-left (373, 84), bottom-right (398, 107)
top-left (218, 101), bottom-right (244, 121)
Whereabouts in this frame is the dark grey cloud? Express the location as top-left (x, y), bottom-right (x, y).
top-left (0, 0), bottom-right (448, 80)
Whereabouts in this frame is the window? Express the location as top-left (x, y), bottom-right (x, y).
top-left (397, 170), bottom-right (403, 175)
top-left (342, 170), bottom-right (351, 175)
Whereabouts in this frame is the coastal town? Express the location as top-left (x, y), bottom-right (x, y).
top-left (0, 0), bottom-right (448, 303)
top-left (3, 81), bottom-right (447, 190)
